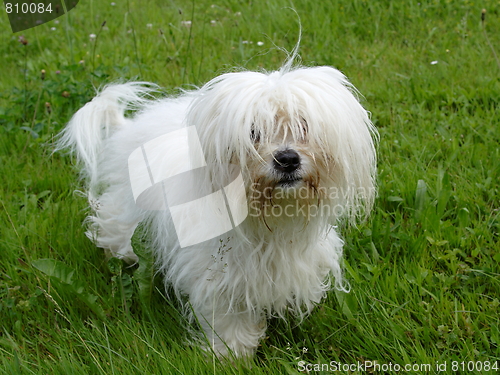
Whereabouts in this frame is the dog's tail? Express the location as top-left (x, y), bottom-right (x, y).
top-left (56, 82), bottom-right (157, 185)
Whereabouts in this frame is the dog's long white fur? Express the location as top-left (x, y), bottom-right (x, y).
top-left (58, 63), bottom-right (377, 357)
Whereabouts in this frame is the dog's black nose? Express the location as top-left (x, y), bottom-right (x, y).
top-left (273, 149), bottom-right (301, 173)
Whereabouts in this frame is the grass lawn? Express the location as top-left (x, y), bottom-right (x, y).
top-left (0, 0), bottom-right (499, 373)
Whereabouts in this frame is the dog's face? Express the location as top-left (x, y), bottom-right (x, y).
top-left (188, 66), bottom-right (378, 226)
top-left (249, 115), bottom-right (313, 188)
top-left (245, 114), bottom-right (329, 218)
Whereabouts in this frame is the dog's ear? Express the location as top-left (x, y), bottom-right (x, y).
top-left (283, 66), bottom-right (378, 223)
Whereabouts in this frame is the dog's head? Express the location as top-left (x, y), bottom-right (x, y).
top-left (188, 66), bottom-right (378, 226)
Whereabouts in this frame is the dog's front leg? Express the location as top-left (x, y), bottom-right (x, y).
top-left (193, 302), bottom-right (266, 358)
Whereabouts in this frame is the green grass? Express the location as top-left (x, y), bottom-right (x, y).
top-left (1, 0), bottom-right (499, 373)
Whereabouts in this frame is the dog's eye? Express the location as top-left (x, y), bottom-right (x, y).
top-left (300, 117), bottom-right (308, 135)
top-left (250, 128), bottom-right (261, 143)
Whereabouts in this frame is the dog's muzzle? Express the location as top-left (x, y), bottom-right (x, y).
top-left (273, 149), bottom-right (302, 186)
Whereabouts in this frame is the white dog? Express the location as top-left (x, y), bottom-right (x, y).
top-left (58, 59), bottom-right (377, 358)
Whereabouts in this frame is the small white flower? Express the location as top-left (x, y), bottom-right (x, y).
top-left (181, 20), bottom-right (192, 28)
top-left (89, 33), bottom-right (97, 40)
top-left (235, 11), bottom-right (242, 16)
top-left (51, 27), bottom-right (56, 31)
top-left (430, 60), bottom-right (438, 65)
top-left (242, 40), bottom-right (249, 44)
top-left (210, 20), bottom-right (217, 26)
top-left (54, 20), bottom-right (59, 24)
top-left (146, 23), bottom-right (153, 29)
top-left (257, 41), bottom-right (264, 46)
top-left (111, 2), bottom-right (115, 5)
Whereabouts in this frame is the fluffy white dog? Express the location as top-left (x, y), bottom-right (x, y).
top-left (58, 60), bottom-right (377, 358)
